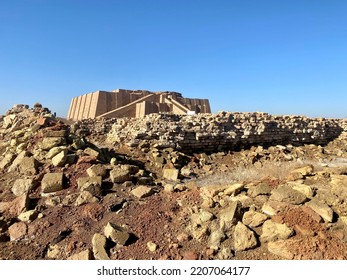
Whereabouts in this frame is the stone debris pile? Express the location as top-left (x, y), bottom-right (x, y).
top-left (0, 104), bottom-right (347, 260)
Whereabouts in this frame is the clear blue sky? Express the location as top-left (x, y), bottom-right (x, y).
top-left (1, 0), bottom-right (346, 118)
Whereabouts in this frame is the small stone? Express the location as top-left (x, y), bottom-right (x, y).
top-left (77, 176), bottom-right (102, 196)
top-left (84, 147), bottom-right (99, 157)
top-left (270, 185), bottom-right (307, 205)
top-left (46, 146), bottom-right (68, 159)
top-left (75, 191), bottom-right (99, 206)
top-left (260, 220), bottom-right (294, 243)
top-left (261, 200), bottom-right (289, 216)
top-left (47, 244), bottom-right (60, 259)
top-left (7, 194), bottom-right (30, 217)
top-left (164, 184), bottom-right (175, 192)
top-left (248, 184), bottom-right (272, 197)
top-left (87, 164), bottom-right (107, 178)
top-left (18, 157), bottom-right (37, 175)
top-left (11, 178), bottom-right (36, 196)
top-left (268, 240), bottom-right (294, 259)
top-left (217, 247), bottom-right (234, 260)
top-left (38, 137), bottom-right (65, 150)
top-left (51, 150), bottom-right (67, 167)
top-left (242, 210), bottom-right (268, 228)
top-left (68, 249), bottom-right (93, 260)
top-left (41, 173), bottom-right (64, 193)
top-left (8, 222), bottom-right (27, 241)
top-left (290, 183), bottom-right (314, 198)
top-left (191, 210), bottom-right (214, 226)
top-left (92, 233), bottom-right (110, 260)
top-left (330, 175), bottom-right (347, 201)
top-left (219, 201), bottom-right (242, 230)
top-left (174, 184), bottom-right (187, 192)
top-left (163, 168), bottom-right (179, 181)
top-left (104, 222), bottom-right (130, 245)
top-left (131, 186), bottom-right (154, 198)
top-left (18, 210), bottom-right (38, 222)
top-left (233, 222), bottom-right (258, 251)
top-left (147, 241), bottom-right (158, 252)
top-left (8, 151), bottom-right (28, 172)
top-left (121, 164), bottom-right (140, 175)
top-left (306, 199), bottom-right (334, 222)
top-left (110, 167), bottom-right (131, 183)
top-left (223, 183), bottom-right (244, 196)
top-left (208, 230), bottom-right (225, 250)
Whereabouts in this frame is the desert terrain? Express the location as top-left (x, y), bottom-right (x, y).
top-left (1, 104), bottom-right (347, 260)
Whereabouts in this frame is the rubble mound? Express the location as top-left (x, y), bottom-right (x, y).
top-left (1, 104), bottom-right (347, 260)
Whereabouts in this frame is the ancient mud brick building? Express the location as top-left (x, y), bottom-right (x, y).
top-left (67, 89), bottom-right (211, 121)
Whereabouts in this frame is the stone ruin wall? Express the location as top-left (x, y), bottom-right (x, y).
top-left (72, 112), bottom-right (347, 154)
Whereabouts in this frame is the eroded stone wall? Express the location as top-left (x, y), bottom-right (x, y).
top-left (72, 112), bottom-right (346, 154)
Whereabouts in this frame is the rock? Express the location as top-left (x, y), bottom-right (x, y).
top-left (51, 150), bottom-right (67, 167)
top-left (18, 210), bottom-right (38, 222)
top-left (260, 220), bottom-right (294, 242)
top-left (163, 168), bottom-right (179, 181)
top-left (174, 184), bottom-right (187, 192)
top-left (11, 178), bottom-right (36, 196)
top-left (201, 184), bottom-right (243, 198)
top-left (84, 147), bottom-right (99, 157)
top-left (223, 183), bottom-right (244, 196)
top-left (110, 167), bottom-right (131, 183)
top-left (147, 241), bottom-right (158, 252)
top-left (92, 233), bottom-right (110, 260)
top-left (290, 165), bottom-right (314, 177)
top-left (8, 151), bottom-right (28, 172)
top-left (2, 114), bottom-right (16, 129)
top-left (219, 201), bottom-right (242, 231)
top-left (290, 183), bottom-right (314, 198)
top-left (47, 244), bottom-right (60, 259)
top-left (75, 191), bottom-right (99, 206)
top-left (8, 222), bottom-right (27, 241)
top-left (77, 176), bottom-right (102, 196)
top-left (18, 157), bottom-right (37, 175)
top-left (242, 210), bottom-right (268, 228)
top-left (104, 222), bottom-right (130, 245)
top-left (191, 210), bottom-right (214, 226)
top-left (68, 249), bottom-right (93, 260)
top-left (270, 185), bottom-right (307, 205)
top-left (208, 230), bottom-right (225, 250)
top-left (261, 200), bottom-right (289, 216)
top-left (248, 184), bottom-right (272, 197)
top-left (38, 137), bottom-right (65, 150)
top-left (217, 247), bottom-right (234, 260)
top-left (330, 175), bottom-right (347, 201)
top-left (87, 164), bottom-right (107, 178)
top-left (121, 164), bottom-right (140, 175)
top-left (41, 173), bottom-right (64, 193)
top-left (233, 222), bottom-right (258, 251)
top-left (131, 186), bottom-right (154, 198)
top-left (306, 199), bottom-right (334, 222)
top-left (163, 184), bottom-right (175, 192)
top-left (45, 146), bottom-right (68, 159)
top-left (0, 194), bottom-right (30, 217)
top-left (0, 153), bottom-right (16, 170)
top-left (267, 240), bottom-right (294, 259)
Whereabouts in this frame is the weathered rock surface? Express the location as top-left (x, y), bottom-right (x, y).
top-left (92, 233), bottom-right (110, 260)
top-left (41, 173), bottom-right (64, 193)
top-left (260, 220), bottom-right (294, 243)
top-left (233, 222), bottom-right (258, 251)
top-left (104, 222), bottom-right (130, 245)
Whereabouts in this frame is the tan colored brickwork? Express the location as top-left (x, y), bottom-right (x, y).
top-left (67, 89), bottom-right (211, 121)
